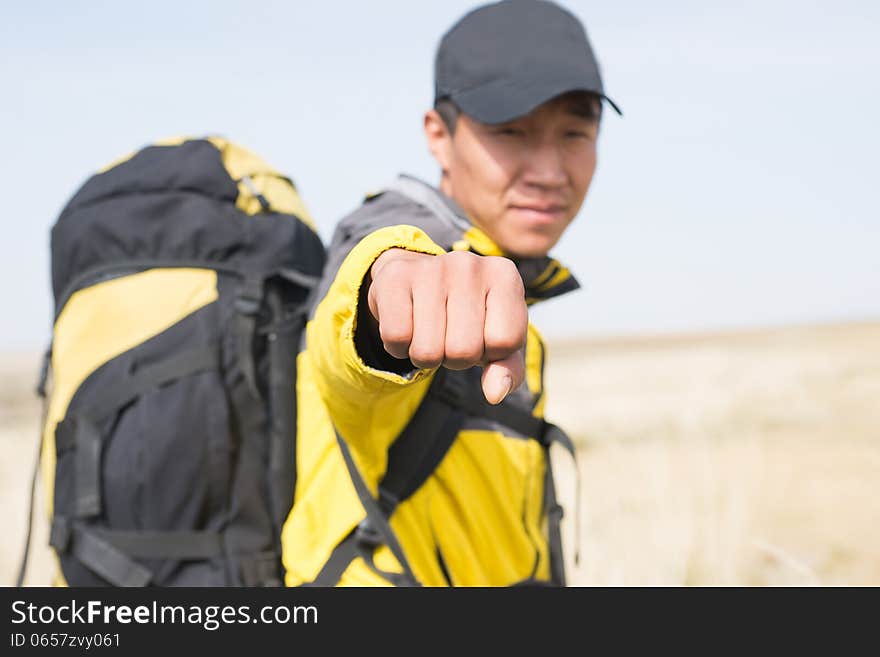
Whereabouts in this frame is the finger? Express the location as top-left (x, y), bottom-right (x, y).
top-left (483, 259), bottom-right (527, 363)
top-left (481, 349), bottom-right (526, 405)
top-left (443, 255), bottom-right (487, 370)
top-left (409, 279), bottom-right (446, 369)
top-left (370, 276), bottom-right (413, 360)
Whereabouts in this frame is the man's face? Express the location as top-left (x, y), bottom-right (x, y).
top-left (426, 92), bottom-right (600, 258)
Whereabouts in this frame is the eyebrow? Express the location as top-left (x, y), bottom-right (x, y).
top-left (566, 103), bottom-right (601, 122)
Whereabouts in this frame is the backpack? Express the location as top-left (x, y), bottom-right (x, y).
top-left (18, 137), bottom-right (326, 586)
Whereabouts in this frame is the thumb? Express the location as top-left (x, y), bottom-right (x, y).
top-left (481, 349), bottom-right (525, 405)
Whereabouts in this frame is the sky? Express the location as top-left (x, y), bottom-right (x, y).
top-left (1, 0), bottom-right (878, 350)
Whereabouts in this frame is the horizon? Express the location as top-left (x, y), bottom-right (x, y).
top-left (2, 317), bottom-right (878, 361)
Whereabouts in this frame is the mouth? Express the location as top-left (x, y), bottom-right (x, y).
top-left (509, 204), bottom-right (568, 225)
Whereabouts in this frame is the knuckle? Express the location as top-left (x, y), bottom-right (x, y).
top-left (502, 259), bottom-right (525, 290)
top-left (485, 257), bottom-right (524, 294)
top-left (412, 276), bottom-right (447, 301)
top-left (444, 338), bottom-right (483, 365)
top-left (375, 256), bottom-right (418, 284)
top-left (485, 330), bottom-right (525, 355)
top-left (444, 249), bottom-right (475, 262)
top-left (379, 323), bottom-right (411, 349)
top-left (442, 358), bottom-right (476, 371)
top-left (488, 255), bottom-right (515, 271)
top-left (409, 345), bottom-right (444, 368)
top-left (444, 249), bottom-right (481, 275)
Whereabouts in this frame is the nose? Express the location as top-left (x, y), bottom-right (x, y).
top-left (521, 139), bottom-right (567, 190)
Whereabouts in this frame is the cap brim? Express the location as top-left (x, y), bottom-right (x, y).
top-left (450, 74), bottom-right (622, 124)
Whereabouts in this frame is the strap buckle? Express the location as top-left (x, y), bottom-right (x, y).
top-left (240, 551), bottom-right (282, 587)
top-left (49, 517), bottom-right (72, 552)
top-left (54, 417), bottom-right (77, 455)
top-left (240, 175), bottom-right (272, 213)
top-left (354, 518), bottom-right (383, 549)
top-left (235, 277), bottom-right (264, 316)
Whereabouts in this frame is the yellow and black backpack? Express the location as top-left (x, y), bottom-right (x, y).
top-left (19, 137), bottom-right (325, 586)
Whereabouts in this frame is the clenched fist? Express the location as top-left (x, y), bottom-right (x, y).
top-left (366, 248), bottom-right (528, 405)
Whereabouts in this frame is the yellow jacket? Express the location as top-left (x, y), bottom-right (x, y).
top-left (282, 176), bottom-right (579, 586)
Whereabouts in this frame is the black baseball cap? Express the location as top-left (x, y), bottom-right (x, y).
top-left (434, 0), bottom-right (621, 124)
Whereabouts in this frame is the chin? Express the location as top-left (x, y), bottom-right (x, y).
top-left (504, 232), bottom-right (561, 259)
top-left (506, 241), bottom-right (554, 259)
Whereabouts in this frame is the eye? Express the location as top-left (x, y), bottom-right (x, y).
top-left (565, 130), bottom-right (593, 140)
top-left (494, 127), bottom-right (525, 137)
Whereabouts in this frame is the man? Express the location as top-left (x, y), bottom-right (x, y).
top-left (282, 0), bottom-right (619, 586)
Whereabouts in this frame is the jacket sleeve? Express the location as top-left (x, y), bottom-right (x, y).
top-left (305, 224), bottom-right (447, 483)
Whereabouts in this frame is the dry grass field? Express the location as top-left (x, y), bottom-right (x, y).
top-left (548, 320), bottom-right (880, 585)
top-left (2, 320), bottom-right (878, 586)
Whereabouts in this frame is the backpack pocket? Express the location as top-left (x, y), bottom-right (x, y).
top-left (51, 301), bottom-right (236, 586)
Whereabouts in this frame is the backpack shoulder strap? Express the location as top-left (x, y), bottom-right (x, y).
top-left (428, 371), bottom-right (579, 585)
top-left (317, 366), bottom-right (578, 587)
top-left (377, 370), bottom-right (464, 516)
top-left (333, 431), bottom-right (421, 587)
top-left (312, 370), bottom-right (462, 587)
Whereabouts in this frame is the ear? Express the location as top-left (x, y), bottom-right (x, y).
top-left (424, 109), bottom-right (454, 173)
